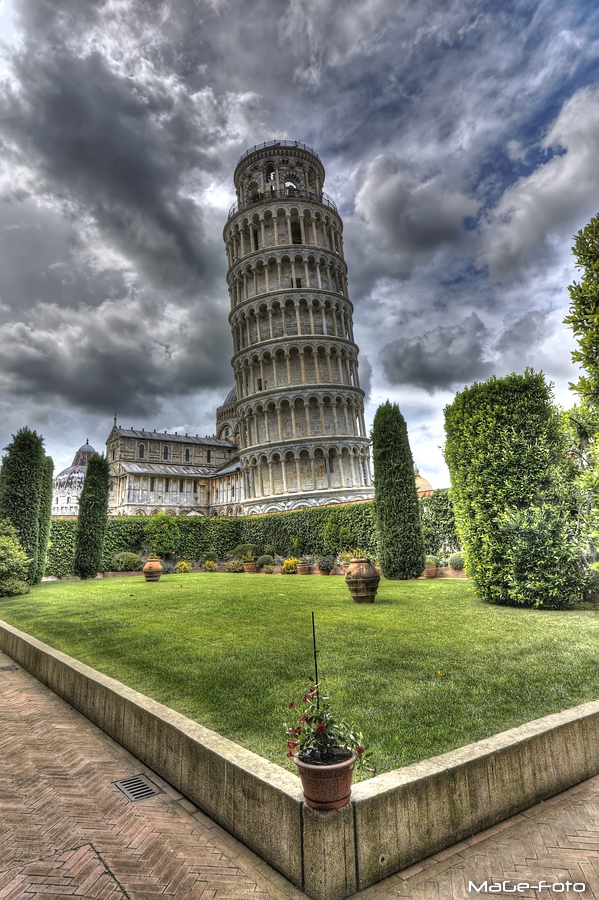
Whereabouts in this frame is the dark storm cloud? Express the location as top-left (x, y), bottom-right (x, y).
top-left (2, 49), bottom-right (218, 293)
top-left (0, 0), bottom-right (598, 481)
top-left (381, 312), bottom-right (493, 393)
top-left (0, 292), bottom-right (232, 417)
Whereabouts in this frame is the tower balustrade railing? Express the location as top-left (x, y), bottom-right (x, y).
top-left (227, 187), bottom-right (337, 221)
top-left (236, 140), bottom-right (320, 165)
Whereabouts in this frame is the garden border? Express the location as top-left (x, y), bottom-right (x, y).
top-left (2, 618), bottom-right (599, 900)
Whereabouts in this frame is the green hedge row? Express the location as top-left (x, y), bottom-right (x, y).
top-left (239, 503), bottom-right (376, 556)
top-left (45, 505), bottom-right (373, 575)
top-left (46, 495), bottom-right (458, 576)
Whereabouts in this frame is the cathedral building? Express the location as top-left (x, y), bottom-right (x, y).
top-left (106, 424), bottom-right (242, 517)
top-left (98, 141), bottom-right (429, 519)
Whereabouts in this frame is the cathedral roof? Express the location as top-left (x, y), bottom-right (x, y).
top-left (112, 427), bottom-right (234, 448)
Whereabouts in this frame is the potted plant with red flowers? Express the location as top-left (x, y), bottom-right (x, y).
top-left (285, 686), bottom-right (373, 809)
top-left (284, 613), bottom-right (374, 810)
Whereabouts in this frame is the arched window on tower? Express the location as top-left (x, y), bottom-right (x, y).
top-left (185, 448), bottom-right (190, 461)
top-left (163, 446), bottom-right (169, 460)
top-left (139, 444), bottom-right (144, 459)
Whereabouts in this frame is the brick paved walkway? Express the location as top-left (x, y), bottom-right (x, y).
top-left (358, 779), bottom-right (599, 899)
top-left (0, 651), bottom-right (307, 900)
top-left (3, 648), bottom-right (599, 900)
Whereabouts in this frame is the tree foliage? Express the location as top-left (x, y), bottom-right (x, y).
top-left (564, 214), bottom-right (599, 404)
top-left (0, 427), bottom-right (52, 583)
top-left (35, 455), bottom-right (54, 584)
top-left (145, 511), bottom-right (181, 557)
top-left (372, 401), bottom-right (425, 579)
top-left (444, 371), bottom-right (583, 608)
top-left (0, 519), bottom-right (31, 597)
top-left (419, 488), bottom-right (461, 557)
top-left (74, 454), bottom-right (110, 579)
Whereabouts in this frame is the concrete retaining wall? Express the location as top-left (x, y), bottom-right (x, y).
top-left (2, 618), bottom-right (599, 900)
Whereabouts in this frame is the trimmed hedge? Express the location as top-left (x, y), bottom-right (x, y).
top-left (45, 504), bottom-right (376, 577)
top-left (239, 503), bottom-right (375, 556)
top-left (419, 488), bottom-right (461, 557)
top-left (444, 370), bottom-right (583, 608)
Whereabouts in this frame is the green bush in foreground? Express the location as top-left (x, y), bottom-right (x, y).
top-left (420, 488), bottom-right (461, 557)
top-left (444, 371), bottom-right (584, 608)
top-left (0, 519), bottom-right (31, 597)
top-left (372, 402), bottom-right (425, 579)
top-left (448, 552), bottom-right (464, 571)
top-left (74, 454), bottom-right (110, 579)
top-left (111, 552), bottom-right (143, 572)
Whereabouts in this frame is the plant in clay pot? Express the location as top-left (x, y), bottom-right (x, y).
top-left (317, 554), bottom-right (336, 575)
top-left (297, 557), bottom-right (312, 575)
top-left (423, 554), bottom-right (438, 578)
top-left (285, 613), bottom-right (374, 809)
top-left (338, 550), bottom-right (352, 570)
top-left (282, 556), bottom-right (298, 574)
top-left (241, 551), bottom-right (256, 573)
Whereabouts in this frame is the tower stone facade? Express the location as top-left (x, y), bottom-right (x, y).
top-left (223, 140), bottom-right (373, 514)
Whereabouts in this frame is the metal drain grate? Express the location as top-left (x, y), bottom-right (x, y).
top-left (0, 665), bottom-right (18, 672)
top-left (114, 774), bottom-right (161, 802)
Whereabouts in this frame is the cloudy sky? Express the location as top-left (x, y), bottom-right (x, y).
top-left (1, 0), bottom-right (598, 485)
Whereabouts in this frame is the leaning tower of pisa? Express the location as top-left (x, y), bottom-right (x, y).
top-left (223, 140), bottom-right (373, 515)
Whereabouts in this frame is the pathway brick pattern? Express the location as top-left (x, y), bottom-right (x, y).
top-left (0, 652), bottom-right (306, 900)
top-left (5, 645), bottom-right (599, 900)
top-left (358, 777), bottom-right (599, 899)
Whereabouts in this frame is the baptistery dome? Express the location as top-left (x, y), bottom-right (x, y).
top-left (52, 440), bottom-right (96, 516)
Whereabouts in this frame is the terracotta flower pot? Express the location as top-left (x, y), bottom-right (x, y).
top-left (422, 564), bottom-right (437, 579)
top-left (143, 557), bottom-right (163, 582)
top-left (242, 562), bottom-right (256, 573)
top-left (294, 752), bottom-right (356, 810)
top-left (318, 569), bottom-right (331, 576)
top-left (297, 564), bottom-right (311, 575)
top-left (345, 557), bottom-right (380, 603)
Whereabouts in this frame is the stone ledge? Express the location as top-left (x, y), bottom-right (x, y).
top-left (2, 618), bottom-right (599, 900)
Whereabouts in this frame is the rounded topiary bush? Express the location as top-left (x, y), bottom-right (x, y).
top-left (256, 554), bottom-right (275, 568)
top-left (449, 552), bottom-right (465, 571)
top-left (111, 552), bottom-right (143, 572)
top-left (425, 555), bottom-right (438, 566)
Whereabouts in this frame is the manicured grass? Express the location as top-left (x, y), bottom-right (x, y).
top-left (2, 574), bottom-right (599, 777)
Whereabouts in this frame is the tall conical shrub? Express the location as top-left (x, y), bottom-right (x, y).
top-left (372, 402), bottom-right (425, 579)
top-left (34, 455), bottom-right (54, 583)
top-left (0, 427), bottom-right (49, 583)
top-left (74, 454), bottom-right (110, 579)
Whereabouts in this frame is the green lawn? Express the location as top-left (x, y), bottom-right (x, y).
top-left (1, 573), bottom-right (599, 777)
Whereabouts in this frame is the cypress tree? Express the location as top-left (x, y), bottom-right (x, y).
top-left (34, 454), bottom-right (54, 583)
top-left (0, 427), bottom-right (46, 582)
top-left (372, 401), bottom-right (425, 579)
top-left (74, 454), bottom-right (110, 579)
